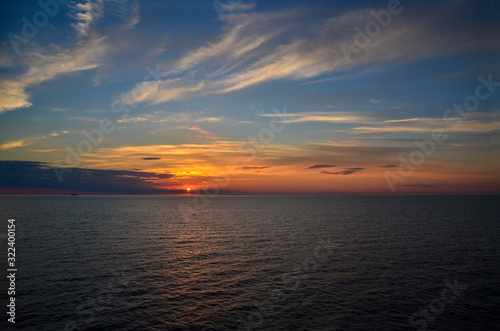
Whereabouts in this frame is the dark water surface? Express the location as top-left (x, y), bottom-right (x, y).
top-left (0, 195), bottom-right (499, 330)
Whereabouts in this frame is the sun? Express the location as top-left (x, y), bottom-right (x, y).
top-left (186, 187), bottom-right (191, 192)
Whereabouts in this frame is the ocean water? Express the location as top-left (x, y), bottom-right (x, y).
top-left (0, 195), bottom-right (499, 330)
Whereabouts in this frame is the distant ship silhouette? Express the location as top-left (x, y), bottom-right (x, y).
top-left (70, 193), bottom-right (78, 196)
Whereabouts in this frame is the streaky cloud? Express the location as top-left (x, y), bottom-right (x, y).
top-left (322, 167), bottom-right (364, 175)
top-left (122, 1), bottom-right (500, 106)
top-left (306, 164), bottom-right (336, 169)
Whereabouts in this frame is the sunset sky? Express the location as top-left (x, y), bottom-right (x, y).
top-left (1, 0), bottom-right (499, 194)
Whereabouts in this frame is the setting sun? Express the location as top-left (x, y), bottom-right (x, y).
top-left (186, 188), bottom-right (191, 192)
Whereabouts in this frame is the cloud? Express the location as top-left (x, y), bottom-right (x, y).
top-left (0, 137), bottom-right (41, 150)
top-left (0, 49), bottom-right (13, 68)
top-left (240, 166), bottom-right (269, 170)
top-left (121, 1), bottom-right (499, 106)
top-left (117, 111), bottom-right (224, 124)
top-left (123, 0), bottom-right (140, 30)
top-left (0, 37), bottom-right (107, 114)
top-left (322, 167), bottom-right (364, 175)
top-left (0, 131), bottom-right (69, 150)
top-left (188, 126), bottom-right (225, 140)
top-left (67, 116), bottom-right (101, 122)
top-left (378, 165), bottom-right (398, 168)
top-left (354, 117), bottom-right (500, 134)
top-left (384, 118), bottom-right (452, 123)
top-left (142, 157), bottom-right (161, 160)
top-left (167, 9), bottom-right (286, 75)
top-left (273, 142), bottom-right (413, 170)
top-left (0, 0), bottom-right (140, 114)
top-left (70, 0), bottom-right (139, 38)
top-left (259, 111), bottom-right (376, 124)
top-left (0, 81), bottom-right (32, 112)
top-left (70, 0), bottom-right (105, 38)
top-left (328, 140), bottom-right (368, 146)
top-left (0, 161), bottom-right (176, 194)
top-left (218, 2), bottom-right (256, 14)
top-left (49, 107), bottom-right (70, 112)
top-left (57, 141), bottom-right (295, 178)
top-left (306, 164), bottom-right (336, 169)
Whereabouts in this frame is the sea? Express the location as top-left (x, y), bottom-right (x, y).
top-left (0, 195), bottom-right (499, 330)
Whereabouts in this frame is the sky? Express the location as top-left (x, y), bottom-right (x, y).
top-left (0, 0), bottom-right (499, 195)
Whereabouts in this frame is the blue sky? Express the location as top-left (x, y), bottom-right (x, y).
top-left (0, 0), bottom-right (499, 194)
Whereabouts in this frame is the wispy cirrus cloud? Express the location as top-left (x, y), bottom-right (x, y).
top-left (0, 137), bottom-right (43, 150)
top-left (259, 111), bottom-right (377, 124)
top-left (122, 0), bottom-right (140, 30)
top-left (354, 112), bottom-right (500, 134)
top-left (70, 0), bottom-right (139, 37)
top-left (188, 126), bottom-right (225, 140)
top-left (0, 131), bottom-right (69, 150)
top-left (121, 1), bottom-right (499, 107)
top-left (0, 0), bottom-right (140, 114)
top-left (0, 37), bottom-right (107, 113)
top-left (384, 118), bottom-right (453, 123)
top-left (117, 110), bottom-right (224, 124)
top-left (218, 1), bottom-right (256, 15)
top-left (328, 140), bottom-right (368, 146)
top-left (70, 0), bottom-right (105, 38)
top-left (170, 12), bottom-right (278, 75)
